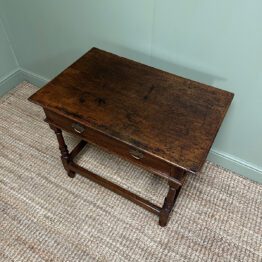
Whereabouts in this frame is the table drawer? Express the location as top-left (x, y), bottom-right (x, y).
top-left (44, 109), bottom-right (171, 176)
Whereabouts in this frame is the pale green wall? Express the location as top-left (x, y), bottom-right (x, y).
top-left (0, 0), bottom-right (261, 182)
top-left (0, 13), bottom-right (19, 95)
top-left (0, 0), bottom-right (155, 79)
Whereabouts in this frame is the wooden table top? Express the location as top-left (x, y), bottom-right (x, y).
top-left (29, 48), bottom-right (233, 173)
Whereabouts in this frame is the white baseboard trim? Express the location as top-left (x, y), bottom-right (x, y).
top-left (2, 67), bottom-right (260, 183)
top-left (0, 68), bottom-right (24, 96)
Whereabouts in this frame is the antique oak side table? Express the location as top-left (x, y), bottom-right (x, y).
top-left (29, 48), bottom-right (234, 227)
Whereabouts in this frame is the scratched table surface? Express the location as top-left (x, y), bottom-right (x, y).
top-left (29, 48), bottom-right (234, 173)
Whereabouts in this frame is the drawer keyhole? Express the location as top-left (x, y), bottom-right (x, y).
top-left (72, 123), bottom-right (85, 134)
top-left (130, 149), bottom-right (144, 160)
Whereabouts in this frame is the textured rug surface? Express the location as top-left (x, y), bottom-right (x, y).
top-left (0, 82), bottom-right (261, 262)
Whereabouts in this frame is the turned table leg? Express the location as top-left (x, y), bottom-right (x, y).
top-left (159, 167), bottom-right (185, 227)
top-left (49, 124), bottom-right (75, 178)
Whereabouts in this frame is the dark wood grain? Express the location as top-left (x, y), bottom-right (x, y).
top-left (28, 47), bottom-right (233, 226)
top-left (44, 109), bottom-right (174, 181)
top-left (29, 47), bottom-right (234, 173)
top-left (159, 167), bottom-right (186, 227)
top-left (48, 124), bottom-right (76, 178)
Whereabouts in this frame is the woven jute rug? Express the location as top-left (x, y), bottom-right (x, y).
top-left (0, 82), bottom-right (261, 262)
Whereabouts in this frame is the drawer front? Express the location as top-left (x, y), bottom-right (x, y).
top-left (44, 109), bottom-right (171, 176)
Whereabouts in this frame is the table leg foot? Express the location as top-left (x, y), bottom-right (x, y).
top-left (67, 170), bottom-right (76, 178)
top-left (159, 167), bottom-right (185, 227)
top-left (159, 185), bottom-right (179, 227)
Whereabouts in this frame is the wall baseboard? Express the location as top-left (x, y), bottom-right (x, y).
top-left (1, 67), bottom-right (261, 183)
top-left (0, 68), bottom-right (49, 96)
top-left (0, 68), bottom-right (24, 96)
top-left (20, 68), bottom-right (49, 87)
top-left (208, 150), bottom-right (262, 183)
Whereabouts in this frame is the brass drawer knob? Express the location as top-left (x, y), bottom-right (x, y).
top-left (130, 149), bottom-right (144, 160)
top-left (72, 123), bottom-right (85, 134)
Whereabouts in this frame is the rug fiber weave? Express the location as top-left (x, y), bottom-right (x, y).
top-left (0, 82), bottom-right (261, 261)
